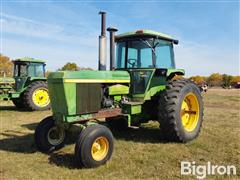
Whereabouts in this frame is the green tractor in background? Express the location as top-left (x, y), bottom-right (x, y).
top-left (0, 57), bottom-right (50, 111)
top-left (34, 12), bottom-right (203, 168)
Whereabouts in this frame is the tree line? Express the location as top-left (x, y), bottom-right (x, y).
top-left (59, 62), bottom-right (93, 71)
top-left (0, 55), bottom-right (239, 87)
top-left (189, 74), bottom-right (240, 88)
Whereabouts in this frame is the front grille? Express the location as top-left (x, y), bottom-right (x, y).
top-left (76, 83), bottom-right (102, 114)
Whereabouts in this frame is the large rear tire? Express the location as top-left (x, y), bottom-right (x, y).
top-left (158, 79), bottom-right (204, 142)
top-left (23, 81), bottom-right (50, 111)
top-left (75, 124), bottom-right (114, 168)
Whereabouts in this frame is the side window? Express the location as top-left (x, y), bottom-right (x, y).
top-left (155, 43), bottom-right (174, 68)
top-left (116, 42), bottom-right (126, 68)
top-left (20, 65), bottom-right (28, 77)
top-left (35, 64), bottom-right (44, 77)
top-left (14, 64), bottom-right (19, 77)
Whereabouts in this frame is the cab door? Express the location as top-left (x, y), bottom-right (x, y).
top-left (13, 63), bottom-right (28, 92)
top-left (128, 69), bottom-right (154, 99)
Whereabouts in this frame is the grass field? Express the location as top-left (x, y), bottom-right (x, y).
top-left (0, 89), bottom-right (239, 180)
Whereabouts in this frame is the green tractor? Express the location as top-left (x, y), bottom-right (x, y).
top-left (0, 57), bottom-right (50, 110)
top-left (35, 12), bottom-right (203, 168)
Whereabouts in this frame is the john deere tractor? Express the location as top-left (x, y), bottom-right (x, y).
top-left (0, 57), bottom-right (50, 110)
top-left (35, 12), bottom-right (203, 168)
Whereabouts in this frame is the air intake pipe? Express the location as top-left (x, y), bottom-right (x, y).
top-left (98, 11), bottom-right (107, 71)
top-left (107, 27), bottom-right (118, 70)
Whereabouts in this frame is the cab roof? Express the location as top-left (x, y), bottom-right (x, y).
top-left (115, 29), bottom-right (178, 44)
top-left (13, 57), bottom-right (45, 63)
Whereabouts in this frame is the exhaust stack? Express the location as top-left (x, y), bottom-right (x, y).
top-left (98, 11), bottom-right (107, 71)
top-left (107, 27), bottom-right (118, 70)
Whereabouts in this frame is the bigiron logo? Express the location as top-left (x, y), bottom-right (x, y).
top-left (180, 161), bottom-right (237, 179)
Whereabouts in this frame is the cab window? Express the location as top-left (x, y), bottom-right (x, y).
top-left (155, 40), bottom-right (175, 68)
top-left (116, 38), bottom-right (175, 69)
top-left (28, 63), bottom-right (45, 77)
top-left (14, 64), bottom-right (28, 77)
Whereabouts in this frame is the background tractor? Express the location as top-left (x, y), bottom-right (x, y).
top-left (35, 12), bottom-right (204, 168)
top-left (0, 57), bottom-right (50, 111)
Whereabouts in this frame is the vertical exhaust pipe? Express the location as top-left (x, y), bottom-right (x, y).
top-left (98, 11), bottom-right (107, 71)
top-left (107, 27), bottom-right (118, 71)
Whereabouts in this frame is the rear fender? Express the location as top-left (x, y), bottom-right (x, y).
top-left (167, 69), bottom-right (185, 80)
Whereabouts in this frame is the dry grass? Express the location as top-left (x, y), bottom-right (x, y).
top-left (0, 89), bottom-right (239, 180)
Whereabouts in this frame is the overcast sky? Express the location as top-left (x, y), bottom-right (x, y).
top-left (1, 1), bottom-right (239, 77)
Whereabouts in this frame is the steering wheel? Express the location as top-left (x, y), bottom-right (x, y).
top-left (127, 59), bottom-right (137, 68)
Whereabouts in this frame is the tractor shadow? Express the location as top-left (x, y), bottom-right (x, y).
top-left (0, 123), bottom-right (81, 156)
top-left (111, 126), bottom-right (168, 143)
top-left (0, 123), bottom-right (80, 155)
top-left (48, 152), bottom-right (79, 169)
top-left (0, 122), bottom-right (171, 169)
top-left (0, 130), bottom-right (36, 153)
top-left (21, 122), bottom-right (38, 131)
top-left (0, 105), bottom-right (31, 112)
top-left (48, 125), bottom-right (170, 169)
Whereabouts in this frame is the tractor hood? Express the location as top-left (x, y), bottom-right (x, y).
top-left (47, 70), bottom-right (130, 83)
top-left (47, 70), bottom-right (130, 117)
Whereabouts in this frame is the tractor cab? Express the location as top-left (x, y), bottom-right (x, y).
top-left (13, 57), bottom-right (46, 91)
top-left (115, 30), bottom-right (180, 99)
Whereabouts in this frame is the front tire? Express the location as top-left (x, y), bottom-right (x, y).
top-left (158, 79), bottom-right (204, 142)
top-left (34, 116), bottom-right (66, 152)
top-left (75, 124), bottom-right (114, 168)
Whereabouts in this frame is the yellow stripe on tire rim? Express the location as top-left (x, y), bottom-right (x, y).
top-left (91, 136), bottom-right (109, 161)
top-left (181, 92), bottom-right (200, 132)
top-left (32, 88), bottom-right (50, 107)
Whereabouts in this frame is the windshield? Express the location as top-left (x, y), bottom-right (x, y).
top-left (28, 63), bottom-right (45, 77)
top-left (116, 38), bottom-right (175, 69)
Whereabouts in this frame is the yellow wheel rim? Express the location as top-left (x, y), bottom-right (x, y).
top-left (91, 136), bottom-right (109, 161)
top-left (181, 92), bottom-right (200, 132)
top-left (32, 88), bottom-right (50, 107)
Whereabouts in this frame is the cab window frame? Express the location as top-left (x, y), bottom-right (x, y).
top-left (116, 37), bottom-right (176, 69)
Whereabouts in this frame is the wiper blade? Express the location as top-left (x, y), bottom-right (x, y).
top-left (139, 39), bottom-right (156, 54)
